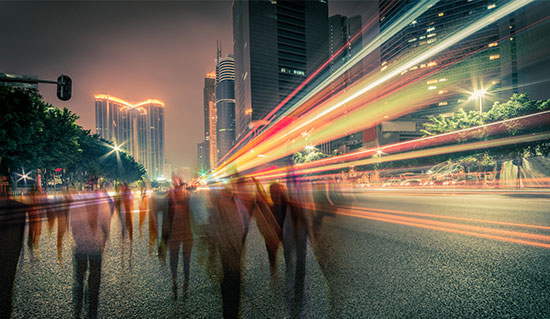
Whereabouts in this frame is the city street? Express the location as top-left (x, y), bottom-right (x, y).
top-left (10, 189), bottom-right (550, 318)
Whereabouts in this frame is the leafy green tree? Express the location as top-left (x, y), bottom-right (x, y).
top-left (1, 87), bottom-right (145, 189)
top-left (292, 146), bottom-right (329, 163)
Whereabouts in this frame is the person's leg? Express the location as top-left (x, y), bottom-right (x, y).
top-left (182, 240), bottom-right (193, 297)
top-left (88, 253), bottom-right (103, 319)
top-left (220, 249), bottom-right (242, 319)
top-left (73, 252), bottom-right (87, 318)
top-left (169, 240), bottom-right (180, 299)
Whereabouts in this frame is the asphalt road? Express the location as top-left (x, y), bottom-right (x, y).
top-left (9, 189), bottom-right (550, 318)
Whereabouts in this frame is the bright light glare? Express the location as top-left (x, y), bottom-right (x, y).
top-left (471, 88), bottom-right (487, 99)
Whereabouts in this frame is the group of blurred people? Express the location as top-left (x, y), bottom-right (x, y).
top-left (0, 170), bottom-right (354, 319)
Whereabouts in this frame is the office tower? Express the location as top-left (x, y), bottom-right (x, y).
top-left (94, 94), bottom-right (165, 180)
top-left (233, 0), bottom-right (329, 142)
top-left (215, 49), bottom-right (236, 162)
top-left (197, 141), bottom-right (208, 174)
top-left (321, 14), bottom-right (364, 154)
top-left (204, 71), bottom-right (217, 169)
top-left (370, 0), bottom-right (505, 146)
top-left (328, 14), bottom-right (363, 75)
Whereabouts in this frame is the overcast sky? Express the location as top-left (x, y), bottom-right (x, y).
top-left (0, 0), bottom-right (378, 172)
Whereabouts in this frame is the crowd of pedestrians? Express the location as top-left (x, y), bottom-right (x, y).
top-left (0, 169), bottom-right (354, 318)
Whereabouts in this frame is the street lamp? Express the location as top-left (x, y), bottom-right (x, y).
top-left (471, 88), bottom-right (487, 113)
top-left (305, 145), bottom-right (315, 153)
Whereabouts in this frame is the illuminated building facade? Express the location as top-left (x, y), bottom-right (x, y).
top-left (215, 53), bottom-right (236, 162)
top-left (233, 0), bottom-right (329, 143)
top-left (372, 0), bottom-right (514, 146)
top-left (199, 71), bottom-right (217, 170)
top-left (95, 94), bottom-right (165, 180)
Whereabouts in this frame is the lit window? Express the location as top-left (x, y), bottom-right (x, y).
top-left (400, 70), bottom-right (408, 75)
top-left (427, 33), bottom-right (436, 38)
top-left (489, 54), bottom-right (500, 60)
top-left (488, 42), bottom-right (498, 47)
top-left (381, 61), bottom-right (387, 66)
top-left (438, 12), bottom-right (444, 17)
top-left (427, 61), bottom-right (437, 67)
top-left (427, 79), bottom-right (438, 85)
top-left (427, 27), bottom-right (435, 32)
top-left (408, 38), bottom-right (417, 43)
top-left (457, 99), bottom-right (465, 103)
top-left (438, 90), bottom-right (448, 95)
top-left (411, 20), bottom-right (417, 25)
top-left (439, 78), bottom-right (447, 82)
top-left (487, 4), bottom-right (496, 9)
top-left (428, 85), bottom-right (437, 90)
top-left (438, 101), bottom-right (448, 106)
top-left (409, 66), bottom-right (418, 71)
top-left (419, 35), bottom-right (426, 40)
top-left (420, 64), bottom-right (426, 68)
top-left (380, 65), bottom-right (388, 71)
top-left (492, 80), bottom-right (500, 85)
top-left (427, 38), bottom-right (437, 44)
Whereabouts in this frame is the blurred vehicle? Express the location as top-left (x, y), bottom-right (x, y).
top-left (400, 179), bottom-right (422, 186)
top-left (382, 178), bottom-right (403, 187)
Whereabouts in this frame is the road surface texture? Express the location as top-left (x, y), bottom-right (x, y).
top-left (9, 188), bottom-right (550, 318)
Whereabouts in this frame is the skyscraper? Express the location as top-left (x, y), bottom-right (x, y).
top-left (372, 0), bottom-right (545, 146)
top-left (320, 14), bottom-right (364, 154)
top-left (204, 71), bottom-right (217, 169)
top-left (95, 94), bottom-right (165, 180)
top-left (233, 0), bottom-right (329, 142)
top-left (215, 50), bottom-right (236, 162)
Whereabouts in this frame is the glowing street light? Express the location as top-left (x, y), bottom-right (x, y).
top-left (471, 88), bottom-right (487, 113)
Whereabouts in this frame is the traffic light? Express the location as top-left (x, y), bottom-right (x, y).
top-left (56, 74), bottom-right (72, 101)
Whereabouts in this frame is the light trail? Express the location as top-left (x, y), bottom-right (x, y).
top-left (250, 131), bottom-right (550, 181)
top-left (348, 206), bottom-right (550, 232)
top-left (215, 0), bottom-right (432, 167)
top-left (338, 209), bottom-right (550, 249)
top-left (214, 0), bottom-right (441, 171)
top-left (214, 0), bottom-right (537, 178)
top-left (247, 111), bottom-right (550, 180)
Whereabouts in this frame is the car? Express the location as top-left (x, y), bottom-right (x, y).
top-left (382, 178), bottom-right (403, 187)
top-left (400, 179), bottom-right (422, 186)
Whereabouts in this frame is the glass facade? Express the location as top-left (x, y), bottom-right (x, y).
top-left (94, 95), bottom-right (165, 180)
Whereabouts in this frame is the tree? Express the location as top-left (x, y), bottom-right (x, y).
top-left (1, 87), bottom-right (145, 190)
top-left (292, 146), bottom-right (329, 164)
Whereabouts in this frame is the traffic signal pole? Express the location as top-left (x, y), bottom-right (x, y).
top-left (0, 74), bottom-right (72, 101)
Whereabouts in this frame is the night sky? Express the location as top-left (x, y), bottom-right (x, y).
top-left (0, 0), bottom-right (378, 172)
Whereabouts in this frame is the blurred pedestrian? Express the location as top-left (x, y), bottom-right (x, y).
top-left (71, 189), bottom-right (112, 319)
top-left (168, 176), bottom-right (193, 299)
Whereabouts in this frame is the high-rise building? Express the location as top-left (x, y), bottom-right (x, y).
top-left (203, 71), bottom-right (217, 169)
top-left (320, 14), bottom-right (364, 154)
top-left (94, 94), bottom-right (165, 180)
top-left (197, 141), bottom-right (208, 174)
top-left (233, 0), bottom-right (329, 142)
top-left (376, 0), bottom-right (503, 146)
top-left (215, 50), bottom-right (236, 162)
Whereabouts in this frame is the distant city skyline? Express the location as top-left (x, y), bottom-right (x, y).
top-left (0, 0), bottom-right (378, 173)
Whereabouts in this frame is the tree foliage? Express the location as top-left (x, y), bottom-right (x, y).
top-left (421, 93), bottom-right (550, 159)
top-left (0, 87), bottom-right (145, 189)
top-left (292, 146), bottom-right (329, 164)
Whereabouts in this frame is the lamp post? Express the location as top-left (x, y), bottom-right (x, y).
top-left (471, 88), bottom-right (487, 113)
